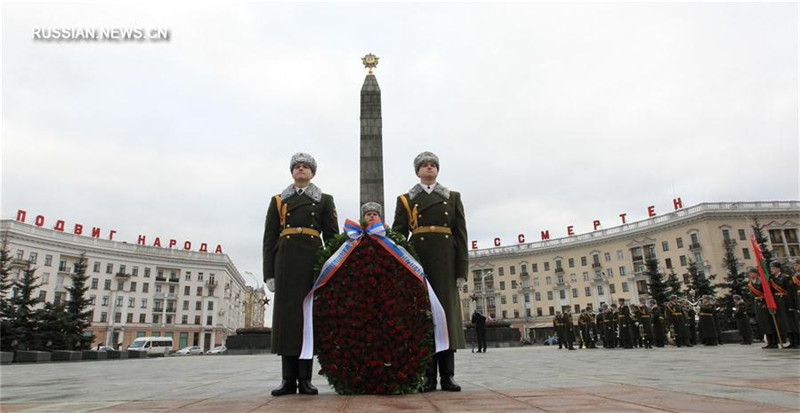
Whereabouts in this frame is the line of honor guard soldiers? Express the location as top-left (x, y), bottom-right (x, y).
top-left (551, 259), bottom-right (800, 350)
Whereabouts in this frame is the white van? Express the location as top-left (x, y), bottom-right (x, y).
top-left (127, 336), bottom-right (174, 356)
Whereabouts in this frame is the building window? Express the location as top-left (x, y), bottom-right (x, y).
top-left (742, 248), bottom-right (751, 260)
top-left (533, 277), bottom-right (540, 286)
top-left (142, 283), bottom-right (149, 293)
top-left (512, 295), bottom-right (518, 304)
top-left (532, 263), bottom-right (538, 272)
top-left (185, 271), bottom-right (192, 281)
top-left (665, 258), bottom-right (672, 269)
top-left (572, 288), bottom-right (578, 298)
top-left (44, 255), bottom-right (53, 266)
top-left (90, 278), bottom-right (98, 289)
top-left (617, 250), bottom-right (624, 260)
top-left (509, 265), bottom-right (516, 275)
top-left (536, 308), bottom-right (543, 316)
top-left (662, 241), bottom-right (669, 252)
top-left (101, 296), bottom-right (109, 306)
top-left (155, 284), bottom-right (162, 293)
top-left (103, 280), bottom-right (111, 290)
top-left (597, 285), bottom-right (604, 295)
top-left (609, 284), bottom-right (616, 294)
top-left (196, 301), bottom-right (202, 311)
top-left (119, 264), bottom-right (127, 274)
top-left (497, 267), bottom-right (504, 276)
top-left (548, 306), bottom-right (555, 316)
top-left (555, 260), bottom-right (562, 270)
top-left (520, 263), bottom-right (527, 274)
top-left (546, 276), bottom-right (552, 285)
top-left (690, 233), bottom-right (700, 246)
top-left (126, 313), bottom-right (133, 323)
top-left (128, 297), bottom-right (135, 307)
top-left (582, 272), bottom-right (589, 281)
top-left (722, 229), bottom-right (731, 241)
top-left (116, 296), bottom-right (123, 307)
top-left (195, 316), bottom-right (201, 325)
top-left (206, 316), bottom-right (213, 326)
top-left (526, 308), bottom-right (532, 317)
top-left (144, 268), bottom-right (151, 278)
top-left (100, 312), bottom-right (107, 322)
top-left (15, 249), bottom-right (24, 260)
top-left (619, 266), bottom-right (626, 276)
top-left (501, 310), bottom-right (507, 319)
top-left (499, 281), bottom-right (505, 290)
top-left (770, 228), bottom-right (800, 258)
top-left (183, 300), bottom-right (189, 310)
top-left (676, 237), bottom-right (684, 248)
top-left (604, 252), bottom-right (611, 262)
top-left (607, 268), bottom-right (614, 277)
top-left (182, 315), bottom-right (188, 324)
top-left (513, 309), bottom-right (520, 318)
top-left (500, 296), bottom-right (507, 305)
top-left (738, 229), bottom-right (747, 241)
top-left (132, 266), bottom-right (139, 276)
top-left (105, 263), bottom-right (113, 274)
top-left (511, 280), bottom-right (517, 289)
top-left (198, 272), bottom-right (204, 281)
top-left (38, 290), bottom-right (47, 301)
top-left (130, 281), bottom-right (137, 292)
top-left (622, 282), bottom-right (629, 293)
top-left (581, 256), bottom-right (587, 266)
top-left (141, 298), bottom-right (147, 308)
top-left (117, 281), bottom-right (125, 291)
top-left (93, 262), bottom-right (100, 272)
top-left (207, 301), bottom-right (214, 310)
top-left (547, 291), bottom-right (553, 300)
top-left (568, 258), bottom-right (575, 268)
top-left (197, 287), bottom-right (203, 296)
top-left (544, 262), bottom-right (550, 271)
top-left (153, 314), bottom-right (161, 324)
top-left (534, 292), bottom-right (541, 301)
top-left (40, 273), bottom-right (49, 284)
top-left (584, 287), bottom-right (591, 297)
top-left (522, 293), bottom-right (529, 303)
top-left (559, 290), bottom-right (566, 299)
top-left (139, 314), bottom-right (146, 323)
top-left (680, 255), bottom-right (688, 266)
top-left (113, 312), bottom-right (121, 323)
top-left (157, 269), bottom-right (164, 279)
top-left (28, 252), bottom-right (38, 264)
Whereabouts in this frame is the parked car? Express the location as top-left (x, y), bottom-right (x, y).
top-left (207, 345), bottom-right (227, 355)
top-left (92, 345), bottom-right (114, 352)
top-left (176, 346), bottom-right (203, 355)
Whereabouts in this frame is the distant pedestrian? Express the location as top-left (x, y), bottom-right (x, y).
top-left (472, 310), bottom-right (487, 353)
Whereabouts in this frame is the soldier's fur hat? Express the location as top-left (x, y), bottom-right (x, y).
top-left (360, 202), bottom-right (382, 218)
top-left (414, 151), bottom-right (439, 172)
top-left (746, 266), bottom-right (759, 274)
top-left (290, 152), bottom-right (317, 175)
top-left (770, 261), bottom-right (784, 270)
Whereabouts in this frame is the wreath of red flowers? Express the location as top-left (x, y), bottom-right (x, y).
top-left (313, 229), bottom-right (434, 395)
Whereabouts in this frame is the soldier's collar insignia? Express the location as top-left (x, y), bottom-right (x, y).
top-left (281, 182), bottom-right (322, 202)
top-left (409, 183), bottom-right (450, 200)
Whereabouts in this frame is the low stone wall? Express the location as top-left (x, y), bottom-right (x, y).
top-left (1, 351), bottom-right (14, 365)
top-left (52, 351), bottom-right (83, 361)
top-left (14, 351), bottom-right (52, 363)
top-left (226, 332), bottom-right (271, 354)
top-left (82, 350), bottom-right (108, 360)
top-left (107, 350), bottom-right (128, 359)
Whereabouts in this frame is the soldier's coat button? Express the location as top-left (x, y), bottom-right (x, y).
top-left (286, 224), bottom-right (291, 227)
top-left (444, 211), bottom-right (449, 215)
top-left (286, 235), bottom-right (291, 239)
top-left (286, 212), bottom-right (291, 216)
top-left (311, 212), bottom-right (315, 216)
top-left (420, 237), bottom-right (425, 241)
top-left (445, 235), bottom-right (449, 239)
top-left (296, 227), bottom-right (302, 233)
top-left (444, 201), bottom-right (447, 205)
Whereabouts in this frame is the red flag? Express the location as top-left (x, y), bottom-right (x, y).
top-left (750, 233), bottom-right (777, 311)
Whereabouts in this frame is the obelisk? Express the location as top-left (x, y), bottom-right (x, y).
top-left (360, 53), bottom-right (385, 210)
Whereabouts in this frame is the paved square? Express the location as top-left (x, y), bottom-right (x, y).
top-left (1, 345), bottom-right (798, 412)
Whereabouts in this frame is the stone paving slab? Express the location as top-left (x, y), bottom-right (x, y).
top-left (1, 345), bottom-right (799, 412)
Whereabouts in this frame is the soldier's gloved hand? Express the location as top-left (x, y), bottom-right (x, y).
top-left (457, 278), bottom-right (467, 288)
top-left (266, 279), bottom-right (275, 292)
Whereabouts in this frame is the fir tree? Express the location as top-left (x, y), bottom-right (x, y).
top-left (6, 263), bottom-right (43, 350)
top-left (752, 218), bottom-right (773, 269)
top-left (37, 301), bottom-right (69, 351)
top-left (718, 238), bottom-right (749, 329)
top-left (645, 257), bottom-right (668, 304)
top-left (665, 269), bottom-right (684, 300)
top-left (65, 253), bottom-right (94, 350)
top-left (0, 237), bottom-right (13, 350)
top-left (684, 260), bottom-right (717, 302)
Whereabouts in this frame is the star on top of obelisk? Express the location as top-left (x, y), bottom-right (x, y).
top-left (361, 53), bottom-right (379, 74)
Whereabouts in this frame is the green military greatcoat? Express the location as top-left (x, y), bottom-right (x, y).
top-left (393, 183), bottom-right (468, 350)
top-left (263, 183), bottom-right (338, 356)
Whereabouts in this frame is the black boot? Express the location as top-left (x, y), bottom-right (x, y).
top-left (421, 358), bottom-right (438, 392)
top-left (297, 358), bottom-right (318, 395)
top-left (271, 356), bottom-right (298, 397)
top-left (438, 350), bottom-right (461, 392)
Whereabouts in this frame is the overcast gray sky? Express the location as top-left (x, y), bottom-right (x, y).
top-left (2, 2), bottom-right (798, 323)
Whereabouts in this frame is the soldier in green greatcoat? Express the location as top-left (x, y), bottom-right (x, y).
top-left (698, 296), bottom-right (717, 346)
top-left (769, 261), bottom-right (799, 348)
top-left (393, 151), bottom-right (468, 392)
top-left (732, 295), bottom-right (753, 345)
top-left (665, 295), bottom-right (690, 347)
top-left (263, 153), bottom-right (339, 396)
top-left (649, 299), bottom-right (666, 347)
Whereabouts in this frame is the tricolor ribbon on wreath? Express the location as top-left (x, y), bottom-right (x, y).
top-left (299, 219), bottom-right (449, 359)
